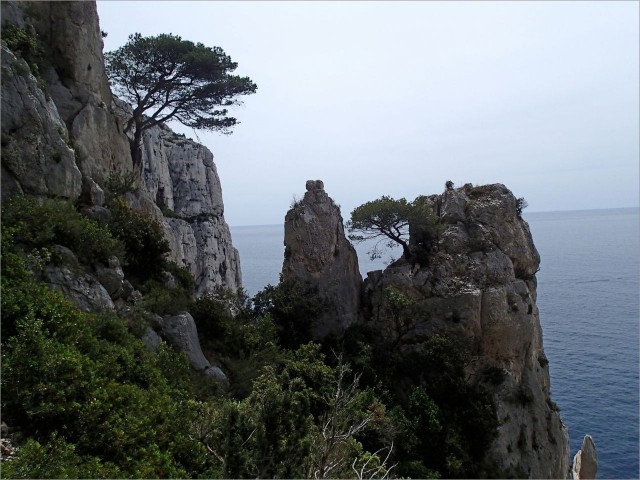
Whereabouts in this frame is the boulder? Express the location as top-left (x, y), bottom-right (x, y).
top-left (44, 264), bottom-right (115, 312)
top-left (94, 256), bottom-right (124, 300)
top-left (141, 327), bottom-right (163, 352)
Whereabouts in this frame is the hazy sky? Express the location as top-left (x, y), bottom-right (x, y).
top-left (97, 1), bottom-right (639, 226)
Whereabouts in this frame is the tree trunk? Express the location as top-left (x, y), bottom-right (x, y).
top-left (131, 124), bottom-right (143, 175)
top-left (400, 241), bottom-right (411, 260)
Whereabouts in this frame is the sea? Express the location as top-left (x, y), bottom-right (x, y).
top-left (230, 208), bottom-right (639, 479)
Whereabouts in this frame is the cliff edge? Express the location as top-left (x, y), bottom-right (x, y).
top-left (283, 181), bottom-right (571, 478)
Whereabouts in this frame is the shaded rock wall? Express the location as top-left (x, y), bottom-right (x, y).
top-left (282, 180), bottom-right (362, 339)
top-left (1, 45), bottom-right (81, 198)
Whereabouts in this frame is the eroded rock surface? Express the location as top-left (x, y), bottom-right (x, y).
top-left (157, 312), bottom-right (227, 382)
top-left (282, 180), bottom-right (362, 338)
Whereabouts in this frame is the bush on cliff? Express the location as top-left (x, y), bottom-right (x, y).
top-left (1, 195), bottom-right (124, 266)
top-left (1, 235), bottom-right (210, 478)
top-left (106, 198), bottom-right (171, 281)
top-left (253, 279), bottom-right (328, 349)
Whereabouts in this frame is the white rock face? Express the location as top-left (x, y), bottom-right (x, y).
top-left (25, 1), bottom-right (132, 184)
top-left (140, 124), bottom-right (242, 295)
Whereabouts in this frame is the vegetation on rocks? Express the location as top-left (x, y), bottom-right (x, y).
top-left (105, 33), bottom-right (257, 170)
top-left (347, 195), bottom-right (441, 261)
top-left (1, 193), bottom-right (500, 478)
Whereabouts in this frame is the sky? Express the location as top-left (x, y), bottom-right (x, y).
top-left (97, 1), bottom-right (639, 226)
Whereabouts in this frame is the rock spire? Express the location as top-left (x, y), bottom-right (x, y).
top-left (282, 180), bottom-right (362, 339)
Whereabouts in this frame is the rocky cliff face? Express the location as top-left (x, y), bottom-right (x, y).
top-left (1, 0), bottom-right (240, 294)
top-left (364, 184), bottom-right (569, 478)
top-left (139, 123), bottom-right (242, 295)
top-left (282, 180), bottom-right (362, 339)
top-left (283, 181), bottom-right (570, 478)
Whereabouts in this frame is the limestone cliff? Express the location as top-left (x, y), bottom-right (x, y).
top-left (282, 180), bottom-right (362, 339)
top-left (1, 1), bottom-right (239, 381)
top-left (282, 181), bottom-right (570, 478)
top-left (138, 122), bottom-right (242, 295)
top-left (0, 0), bottom-right (240, 294)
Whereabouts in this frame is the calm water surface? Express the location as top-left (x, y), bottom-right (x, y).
top-left (231, 208), bottom-right (640, 478)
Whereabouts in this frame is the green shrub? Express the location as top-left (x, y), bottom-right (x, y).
top-left (107, 198), bottom-right (170, 280)
top-left (1, 248), bottom-right (208, 477)
top-left (3, 23), bottom-right (46, 84)
top-left (1, 434), bottom-right (121, 479)
top-left (164, 260), bottom-right (196, 291)
top-left (1, 195), bottom-right (124, 265)
top-left (252, 279), bottom-right (327, 349)
top-left (140, 279), bottom-right (192, 315)
top-left (103, 171), bottom-right (138, 198)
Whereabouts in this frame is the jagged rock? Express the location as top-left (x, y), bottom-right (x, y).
top-left (573, 435), bottom-right (597, 479)
top-left (3, 1), bottom-right (243, 300)
top-left (362, 183), bottom-right (569, 478)
top-left (158, 312), bottom-right (227, 382)
top-left (1, 45), bottom-right (82, 199)
top-left (440, 188), bottom-right (469, 224)
top-left (80, 175), bottom-right (105, 207)
top-left (159, 312), bottom-right (210, 371)
top-left (121, 279), bottom-right (134, 300)
top-left (205, 366), bottom-right (228, 382)
top-left (94, 256), bottom-right (124, 300)
top-left (282, 180), bottom-right (362, 339)
top-left (80, 205), bottom-right (111, 224)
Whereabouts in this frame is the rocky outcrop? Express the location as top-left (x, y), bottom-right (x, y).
top-left (42, 246), bottom-right (115, 312)
top-left (282, 180), bottom-right (362, 339)
top-left (362, 183), bottom-right (569, 478)
top-left (1, 44), bottom-right (81, 199)
top-left (1, 0), bottom-right (241, 296)
top-left (139, 123), bottom-right (242, 295)
top-left (572, 435), bottom-right (597, 479)
top-left (156, 312), bottom-right (227, 382)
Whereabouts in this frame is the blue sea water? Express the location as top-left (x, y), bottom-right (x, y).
top-left (230, 208), bottom-right (639, 478)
